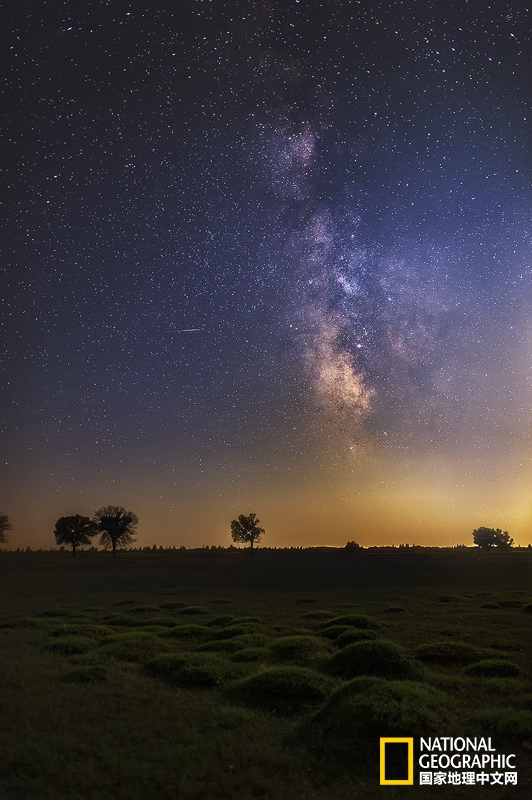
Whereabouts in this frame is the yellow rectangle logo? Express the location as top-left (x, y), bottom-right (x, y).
top-left (380, 738), bottom-right (414, 785)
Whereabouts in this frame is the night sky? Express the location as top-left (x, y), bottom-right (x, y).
top-left (2, 1), bottom-right (531, 549)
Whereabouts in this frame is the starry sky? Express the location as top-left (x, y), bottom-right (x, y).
top-left (2, 0), bottom-right (531, 549)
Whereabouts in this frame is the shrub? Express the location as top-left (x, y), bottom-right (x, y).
top-left (226, 667), bottom-right (335, 713)
top-left (320, 614), bottom-right (379, 630)
top-left (113, 600), bottom-right (135, 605)
top-left (415, 641), bottom-right (484, 666)
top-left (128, 605), bottom-right (160, 614)
top-left (177, 606), bottom-right (210, 615)
top-left (158, 601), bottom-right (186, 609)
top-left (323, 639), bottom-right (416, 680)
top-left (59, 666), bottom-right (107, 683)
top-left (465, 659), bottom-right (520, 678)
top-left (335, 629), bottom-right (377, 648)
top-left (145, 652), bottom-right (238, 688)
top-left (99, 632), bottom-right (168, 663)
top-left (46, 636), bottom-right (95, 655)
top-left (297, 678), bottom-right (450, 773)
top-left (481, 603), bottom-right (501, 609)
top-left (269, 636), bottom-right (332, 665)
top-left (382, 606), bottom-right (405, 614)
top-left (524, 603), bottom-right (532, 614)
top-left (497, 600), bottom-right (523, 608)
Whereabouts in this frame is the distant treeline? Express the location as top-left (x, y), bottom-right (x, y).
top-left (2, 543), bottom-right (531, 554)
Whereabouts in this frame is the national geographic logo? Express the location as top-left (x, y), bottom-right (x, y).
top-left (380, 738), bottom-right (414, 785)
top-left (380, 737), bottom-right (518, 787)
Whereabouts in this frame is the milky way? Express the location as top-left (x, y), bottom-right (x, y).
top-left (1, 1), bottom-right (531, 547)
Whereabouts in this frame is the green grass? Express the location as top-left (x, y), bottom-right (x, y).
top-left (322, 639), bottom-right (417, 680)
top-left (226, 666), bottom-right (336, 713)
top-left (414, 640), bottom-right (485, 666)
top-left (1, 549), bottom-right (531, 799)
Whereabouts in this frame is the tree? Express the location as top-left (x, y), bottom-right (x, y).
top-left (94, 505), bottom-right (138, 557)
top-left (472, 527), bottom-right (514, 550)
top-left (345, 540), bottom-right (363, 550)
top-left (0, 512), bottom-right (12, 544)
top-left (230, 513), bottom-right (264, 551)
top-left (54, 514), bottom-right (98, 557)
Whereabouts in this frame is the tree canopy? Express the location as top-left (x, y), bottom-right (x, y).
top-left (54, 514), bottom-right (98, 556)
top-left (94, 506), bottom-right (138, 556)
top-left (472, 527), bottom-right (514, 550)
top-left (0, 512), bottom-right (12, 544)
top-left (230, 513), bottom-right (265, 550)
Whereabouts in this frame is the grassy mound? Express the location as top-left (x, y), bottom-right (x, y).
top-left (210, 623), bottom-right (264, 640)
top-left (437, 594), bottom-right (468, 603)
top-left (59, 665), bottom-right (108, 683)
top-left (323, 639), bottom-right (416, 680)
top-left (205, 615), bottom-right (236, 627)
top-left (128, 605), bottom-right (160, 614)
top-left (39, 609), bottom-right (72, 618)
top-left (464, 659), bottom-right (520, 678)
top-left (320, 614), bottom-right (379, 630)
top-left (145, 652), bottom-right (239, 688)
top-left (197, 639), bottom-right (243, 653)
top-left (319, 625), bottom-right (360, 641)
top-left (46, 635), bottom-right (95, 655)
top-left (99, 614), bottom-right (143, 628)
top-left (269, 635), bottom-right (332, 665)
top-left (335, 629), bottom-right (377, 648)
top-left (297, 677), bottom-right (450, 774)
top-left (47, 623), bottom-right (114, 640)
top-left (382, 606), bottom-right (405, 614)
top-left (137, 616), bottom-right (177, 628)
top-left (226, 666), bottom-right (335, 713)
top-left (159, 624), bottom-right (210, 639)
top-left (158, 601), bottom-right (186, 609)
top-left (415, 641), bottom-right (484, 666)
top-left (302, 610), bottom-right (336, 620)
top-left (0, 615), bottom-right (47, 629)
top-left (177, 606), bottom-right (210, 615)
top-left (99, 632), bottom-right (168, 663)
top-left (231, 647), bottom-right (270, 663)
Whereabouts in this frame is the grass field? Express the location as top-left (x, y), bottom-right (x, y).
top-left (1, 548), bottom-right (531, 799)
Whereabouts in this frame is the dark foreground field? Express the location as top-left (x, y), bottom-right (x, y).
top-left (1, 549), bottom-right (531, 799)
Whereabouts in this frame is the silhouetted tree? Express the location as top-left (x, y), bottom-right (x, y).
top-left (230, 513), bottom-right (264, 551)
top-left (54, 514), bottom-right (98, 557)
top-left (0, 512), bottom-right (12, 543)
top-left (94, 505), bottom-right (138, 557)
top-left (472, 527), bottom-right (514, 550)
top-left (345, 540), bottom-right (363, 550)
